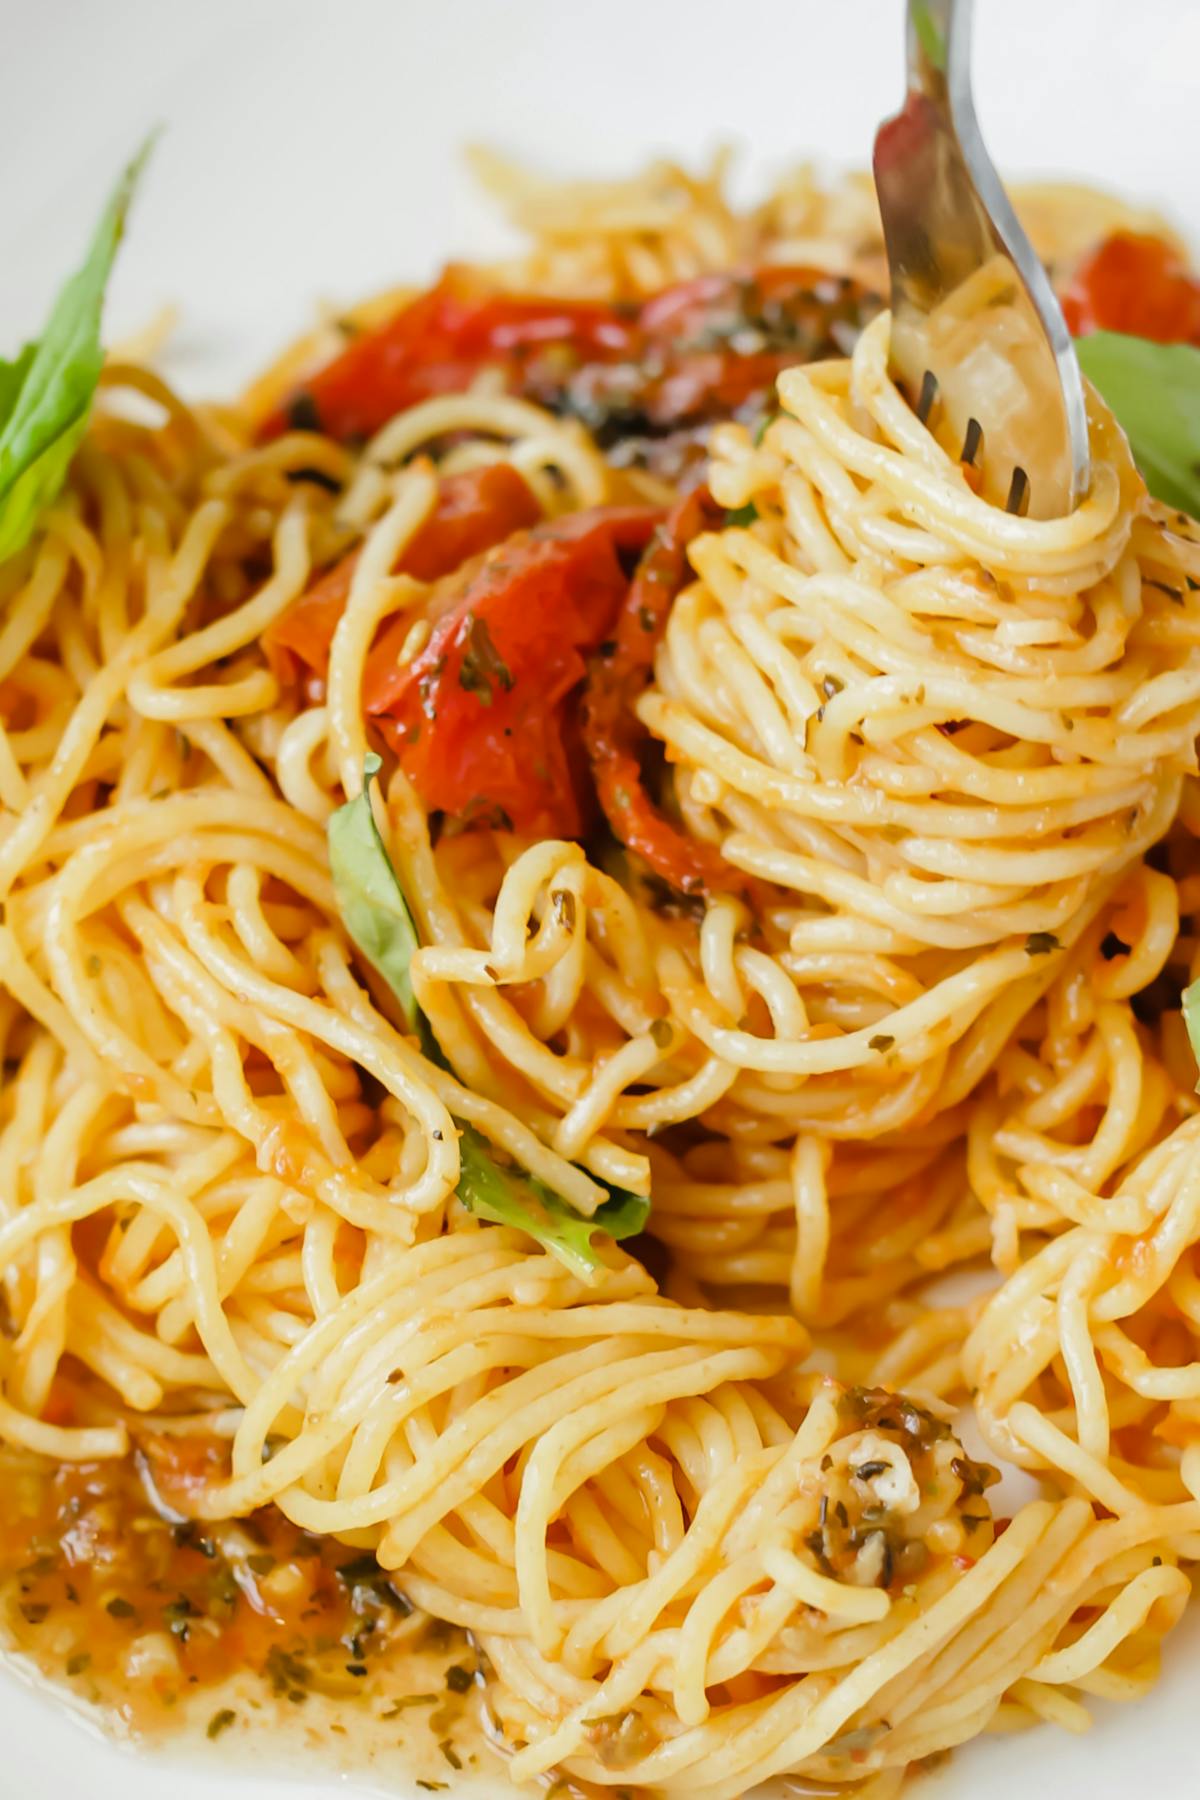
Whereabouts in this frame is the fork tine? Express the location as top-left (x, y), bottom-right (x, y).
top-left (873, 0), bottom-right (1090, 518)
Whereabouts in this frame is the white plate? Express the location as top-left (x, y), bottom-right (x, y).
top-left (3, 1), bottom-right (1200, 1795)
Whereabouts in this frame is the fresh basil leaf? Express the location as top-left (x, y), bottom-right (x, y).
top-left (1183, 980), bottom-right (1200, 1089)
top-left (327, 759), bottom-right (650, 1273)
top-left (457, 1126), bottom-right (649, 1283)
top-left (328, 752), bottom-right (423, 1036)
top-left (1074, 331), bottom-right (1200, 517)
top-left (911, 2), bottom-right (946, 71)
top-left (0, 345), bottom-right (36, 426)
top-left (0, 137), bottom-right (153, 565)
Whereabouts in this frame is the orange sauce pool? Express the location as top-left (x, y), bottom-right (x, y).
top-left (0, 1436), bottom-right (507, 1793)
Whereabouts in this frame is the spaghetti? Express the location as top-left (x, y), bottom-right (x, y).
top-left (2, 154), bottom-right (1200, 1798)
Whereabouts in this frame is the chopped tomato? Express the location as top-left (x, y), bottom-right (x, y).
top-left (628, 265), bottom-right (878, 423)
top-left (366, 506), bottom-right (660, 837)
top-left (1062, 232), bottom-right (1200, 346)
top-left (583, 487), bottom-right (742, 897)
top-left (264, 463), bottom-right (540, 691)
top-left (260, 265), bottom-right (880, 450)
top-left (258, 268), bottom-right (635, 443)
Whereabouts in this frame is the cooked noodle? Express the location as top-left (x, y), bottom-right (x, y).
top-left (2, 155), bottom-right (1200, 1797)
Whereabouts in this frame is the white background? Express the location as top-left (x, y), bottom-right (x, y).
top-left (1, 1), bottom-right (1199, 1796)
top-left (3, 0), bottom-right (1200, 386)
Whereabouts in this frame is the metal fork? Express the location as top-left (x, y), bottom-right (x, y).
top-left (873, 0), bottom-right (1090, 519)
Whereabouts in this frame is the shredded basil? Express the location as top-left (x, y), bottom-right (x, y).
top-left (380, 1694), bottom-right (438, 1716)
top-left (457, 612), bottom-right (514, 705)
top-left (327, 759), bottom-right (650, 1275)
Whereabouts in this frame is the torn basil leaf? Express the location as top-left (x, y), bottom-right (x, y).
top-left (0, 137), bottom-right (154, 565)
top-left (327, 752), bottom-right (423, 1037)
top-left (1075, 331), bottom-right (1200, 518)
top-left (327, 758), bottom-right (650, 1273)
top-left (1183, 980), bottom-right (1200, 1089)
top-left (457, 1127), bottom-right (648, 1284)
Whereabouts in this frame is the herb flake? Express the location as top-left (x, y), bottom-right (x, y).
top-left (458, 613), bottom-right (513, 706)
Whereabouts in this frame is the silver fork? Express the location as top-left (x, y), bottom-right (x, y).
top-left (873, 0), bottom-right (1090, 519)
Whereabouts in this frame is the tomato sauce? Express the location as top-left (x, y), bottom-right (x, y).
top-left (0, 1438), bottom-right (497, 1790)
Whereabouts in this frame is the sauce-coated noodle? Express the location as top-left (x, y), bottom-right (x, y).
top-left (2, 158), bottom-right (1200, 1798)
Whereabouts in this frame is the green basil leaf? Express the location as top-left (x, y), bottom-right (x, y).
top-left (457, 1126), bottom-right (649, 1283)
top-left (1074, 331), bottom-right (1200, 517)
top-left (0, 345), bottom-right (36, 426)
top-left (910, 2), bottom-right (946, 71)
top-left (327, 752), bottom-right (423, 1036)
top-left (0, 137), bottom-right (154, 565)
top-left (327, 759), bottom-right (650, 1273)
top-left (1183, 979), bottom-right (1200, 1089)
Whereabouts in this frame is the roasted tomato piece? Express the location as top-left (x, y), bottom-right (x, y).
top-left (1062, 231), bottom-right (1200, 346)
top-left (261, 265), bottom-right (880, 453)
top-left (583, 487), bottom-right (741, 897)
top-left (264, 464), bottom-right (540, 690)
top-left (259, 269), bottom-right (634, 444)
top-left (365, 506), bottom-right (660, 838)
top-left (529, 265), bottom-right (882, 443)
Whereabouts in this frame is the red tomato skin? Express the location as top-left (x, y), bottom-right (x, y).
top-left (258, 270), bottom-right (635, 444)
top-left (260, 265), bottom-right (879, 448)
top-left (582, 487), bottom-right (741, 897)
top-left (367, 507), bottom-right (661, 837)
top-left (1062, 232), bottom-right (1200, 346)
top-left (263, 464), bottom-right (540, 688)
